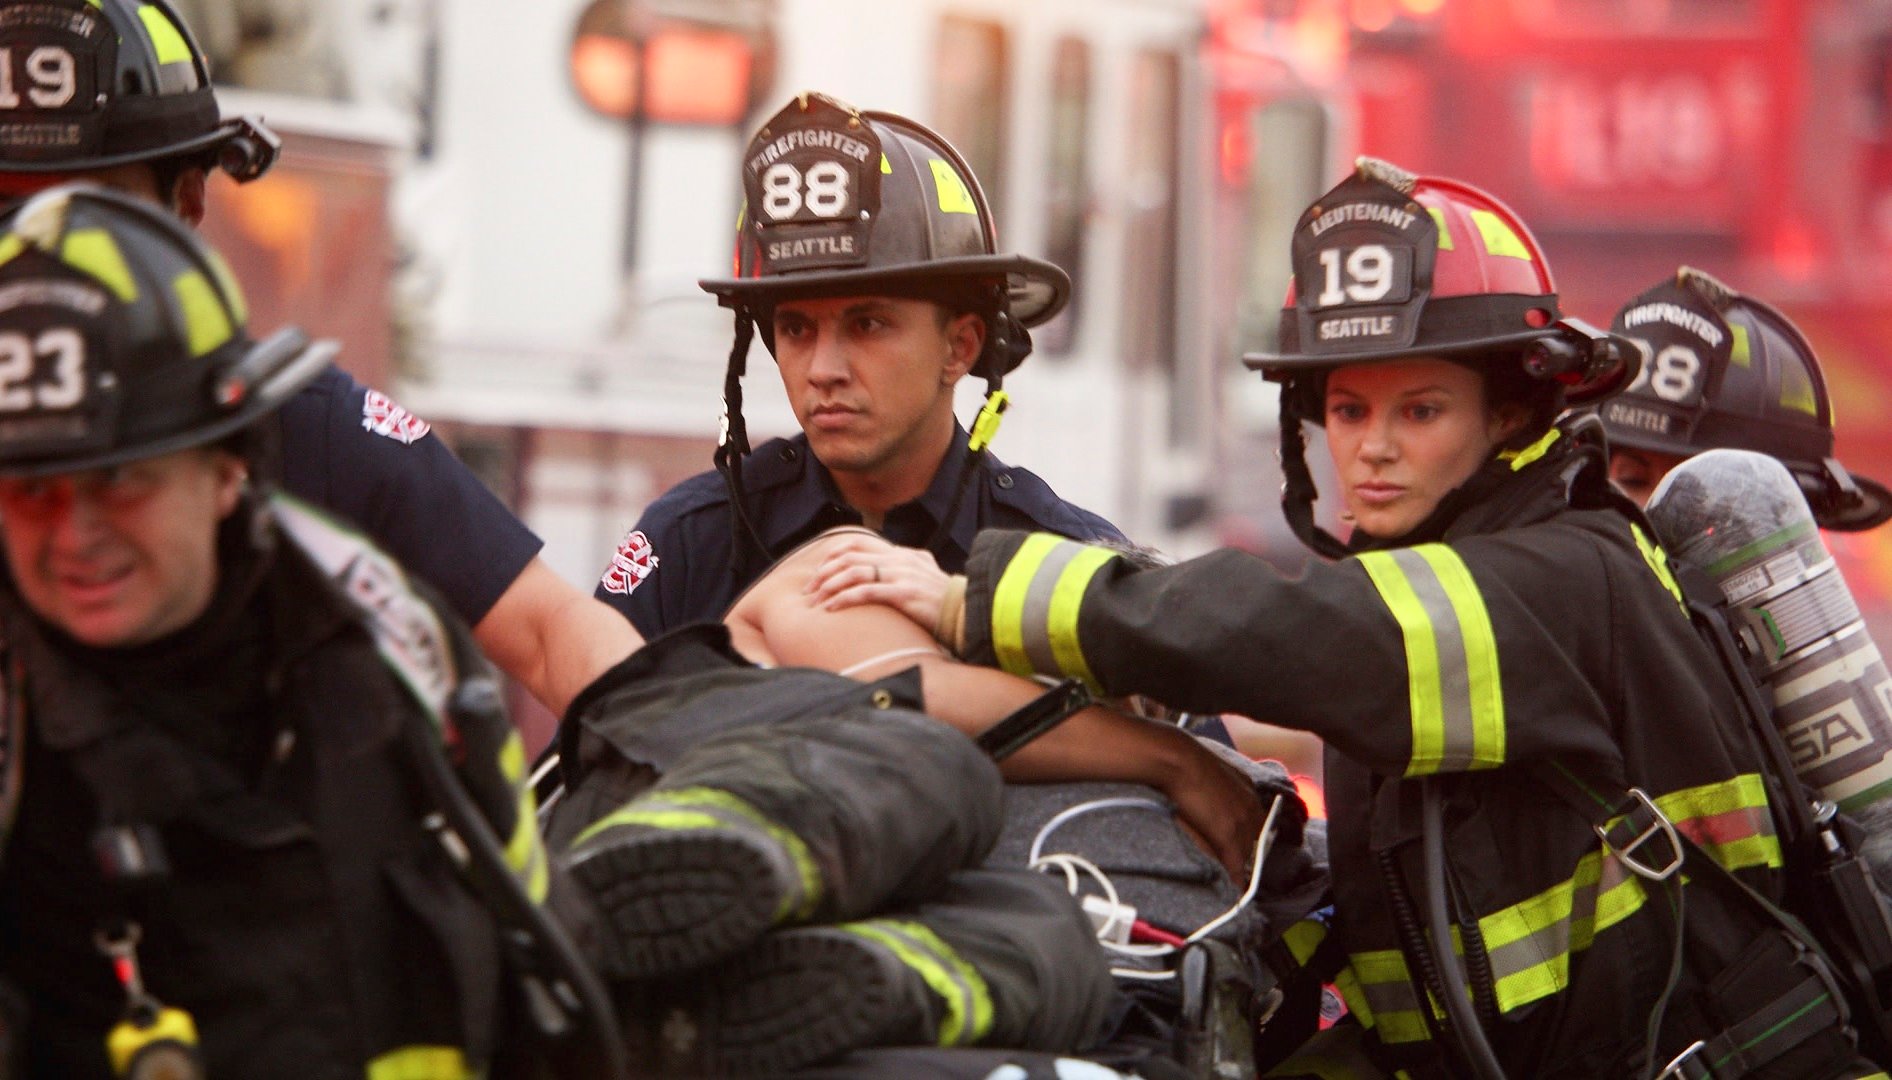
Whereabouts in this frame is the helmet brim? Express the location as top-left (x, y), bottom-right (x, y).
top-left (0, 119), bottom-right (262, 180)
top-left (1243, 328), bottom-right (1560, 372)
top-left (1814, 471), bottom-right (1892, 532)
top-left (700, 254), bottom-right (1071, 329)
top-left (0, 335), bottom-right (336, 478)
top-left (1598, 423), bottom-right (1700, 460)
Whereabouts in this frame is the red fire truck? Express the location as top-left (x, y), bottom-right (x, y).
top-left (1210, 0), bottom-right (1892, 621)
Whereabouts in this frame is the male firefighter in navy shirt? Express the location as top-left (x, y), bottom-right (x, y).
top-left (596, 93), bottom-right (1125, 637)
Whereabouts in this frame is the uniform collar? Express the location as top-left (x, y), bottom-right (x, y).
top-left (764, 424), bottom-right (985, 561)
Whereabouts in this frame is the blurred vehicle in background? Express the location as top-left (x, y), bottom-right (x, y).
top-left (192, 0), bottom-right (1892, 643)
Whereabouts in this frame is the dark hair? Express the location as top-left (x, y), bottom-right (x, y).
top-left (1469, 351), bottom-right (1565, 450)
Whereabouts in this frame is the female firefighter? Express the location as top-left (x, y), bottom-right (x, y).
top-left (806, 159), bottom-right (1882, 1078)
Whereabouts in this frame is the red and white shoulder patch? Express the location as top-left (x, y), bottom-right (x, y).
top-left (361, 390), bottom-right (432, 444)
top-left (600, 529), bottom-right (660, 596)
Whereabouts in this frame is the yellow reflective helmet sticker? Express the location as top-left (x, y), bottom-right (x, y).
top-left (172, 269), bottom-right (233, 358)
top-left (1428, 207), bottom-right (1454, 250)
top-left (202, 247), bottom-right (248, 325)
top-left (1779, 357), bottom-right (1818, 416)
top-left (62, 228), bottom-right (137, 302)
top-left (136, 5), bottom-right (193, 66)
top-left (881, 153), bottom-right (893, 175)
top-left (1729, 323), bottom-right (1751, 368)
top-left (929, 159), bottom-right (978, 215)
top-left (1470, 209), bottom-right (1532, 261)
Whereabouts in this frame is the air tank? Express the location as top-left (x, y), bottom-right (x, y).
top-left (1646, 448), bottom-right (1892, 883)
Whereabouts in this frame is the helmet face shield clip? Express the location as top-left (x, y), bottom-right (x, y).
top-left (1524, 317), bottom-right (1643, 403)
top-left (215, 115), bottom-right (281, 184)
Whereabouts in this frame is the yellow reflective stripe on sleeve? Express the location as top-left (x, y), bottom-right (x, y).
top-left (172, 269), bottom-right (234, 357)
top-left (842, 920), bottom-right (994, 1045)
top-left (571, 786), bottom-right (822, 921)
top-left (61, 228), bottom-right (137, 301)
top-left (365, 1045), bottom-right (474, 1080)
top-left (137, 4), bottom-right (194, 66)
top-left (989, 534), bottom-right (1116, 691)
top-left (1356, 545), bottom-right (1505, 776)
top-left (1469, 209), bottom-right (1532, 260)
top-left (1340, 950), bottom-right (1433, 1044)
top-left (992, 534), bottom-right (1063, 678)
top-left (0, 233), bottom-right (22, 267)
top-left (929, 159), bottom-right (978, 215)
top-left (1631, 524), bottom-right (1686, 611)
top-left (1498, 428), bottom-right (1560, 472)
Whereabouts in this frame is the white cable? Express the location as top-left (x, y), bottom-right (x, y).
top-left (1029, 792), bottom-right (1287, 973)
top-left (1110, 967), bottom-right (1177, 981)
top-left (1186, 795), bottom-right (1283, 944)
top-left (1028, 852), bottom-right (1129, 943)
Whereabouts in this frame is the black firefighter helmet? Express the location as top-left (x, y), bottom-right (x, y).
top-left (0, 184), bottom-right (331, 477)
top-left (698, 92), bottom-right (1071, 570)
top-left (1600, 267), bottom-right (1890, 531)
top-left (0, 0), bottom-right (278, 181)
top-left (1245, 157), bottom-right (1642, 557)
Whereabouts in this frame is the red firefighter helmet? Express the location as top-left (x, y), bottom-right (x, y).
top-left (1248, 158), bottom-right (1643, 556)
top-left (1246, 157), bottom-right (1637, 401)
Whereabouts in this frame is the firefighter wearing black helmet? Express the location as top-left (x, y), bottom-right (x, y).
top-left (1600, 266), bottom-right (1892, 531)
top-left (594, 92), bottom-right (1124, 638)
top-left (814, 158), bottom-right (1882, 1078)
top-left (0, 185), bottom-right (624, 1079)
top-left (0, 0), bottom-right (639, 718)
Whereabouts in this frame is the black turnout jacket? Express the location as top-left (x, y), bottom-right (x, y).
top-left (958, 431), bottom-right (1873, 1078)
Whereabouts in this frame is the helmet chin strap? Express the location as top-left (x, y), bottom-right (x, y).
top-left (714, 309), bottom-right (772, 579)
top-left (1278, 385), bottom-right (1354, 560)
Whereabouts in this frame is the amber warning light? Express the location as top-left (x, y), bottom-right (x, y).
top-left (569, 0), bottom-right (769, 126)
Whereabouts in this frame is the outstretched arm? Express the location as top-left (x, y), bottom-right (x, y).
top-left (475, 558), bottom-right (645, 716)
top-left (727, 531), bottom-right (1264, 879)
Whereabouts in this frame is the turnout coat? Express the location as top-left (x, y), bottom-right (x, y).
top-left (0, 497), bottom-right (551, 1079)
top-left (957, 431), bottom-right (1876, 1078)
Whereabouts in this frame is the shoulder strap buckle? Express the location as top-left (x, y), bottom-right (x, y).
top-left (1657, 1039), bottom-right (1710, 1080)
top-left (1600, 787), bottom-right (1685, 882)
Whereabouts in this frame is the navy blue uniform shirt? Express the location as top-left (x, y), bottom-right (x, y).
top-left (278, 365), bottom-right (542, 625)
top-left (597, 425), bottom-right (1125, 638)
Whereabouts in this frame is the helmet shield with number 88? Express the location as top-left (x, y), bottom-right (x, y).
top-left (1602, 267), bottom-right (1890, 530)
top-left (700, 92), bottom-right (1070, 379)
top-left (0, 184), bottom-right (331, 476)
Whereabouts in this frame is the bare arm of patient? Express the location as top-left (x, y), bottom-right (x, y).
top-left (725, 531), bottom-right (1264, 879)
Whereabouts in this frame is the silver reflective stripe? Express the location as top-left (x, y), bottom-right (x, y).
top-left (1019, 540), bottom-right (1085, 678)
top-left (1386, 548), bottom-right (1479, 773)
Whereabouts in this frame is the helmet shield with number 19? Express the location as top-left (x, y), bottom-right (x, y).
top-left (0, 0), bottom-right (279, 181)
